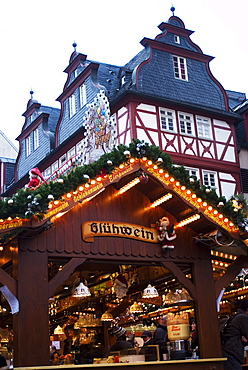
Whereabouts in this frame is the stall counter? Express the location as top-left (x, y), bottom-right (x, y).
top-left (15, 357), bottom-right (227, 370)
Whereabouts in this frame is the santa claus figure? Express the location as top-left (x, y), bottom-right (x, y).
top-left (113, 274), bottom-right (128, 298)
top-left (157, 216), bottom-right (177, 251)
top-left (27, 167), bottom-right (46, 188)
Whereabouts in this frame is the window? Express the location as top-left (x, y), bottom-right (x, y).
top-left (51, 161), bottom-right (58, 173)
top-left (159, 108), bottom-right (175, 132)
top-left (59, 154), bottom-right (67, 167)
top-left (174, 35), bottom-right (180, 44)
top-left (197, 116), bottom-right (211, 139)
top-left (67, 147), bottom-right (76, 159)
top-left (178, 112), bottom-right (194, 135)
top-left (203, 171), bottom-right (217, 190)
top-left (185, 167), bottom-right (199, 179)
top-left (43, 167), bottom-right (51, 179)
top-left (79, 84), bottom-right (87, 108)
top-left (69, 94), bottom-right (76, 118)
top-left (34, 128), bottom-right (39, 150)
top-left (76, 141), bottom-right (83, 154)
top-left (173, 56), bottom-right (188, 80)
top-left (30, 112), bottom-right (36, 122)
top-left (25, 136), bottom-right (31, 157)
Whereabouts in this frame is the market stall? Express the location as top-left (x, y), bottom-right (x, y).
top-left (0, 149), bottom-right (247, 368)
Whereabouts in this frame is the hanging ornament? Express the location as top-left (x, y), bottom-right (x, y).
top-left (7, 199), bottom-right (13, 205)
top-left (218, 202), bottom-right (224, 207)
top-left (189, 177), bottom-right (195, 183)
top-left (57, 178), bottom-right (64, 184)
top-left (157, 157), bottom-right (163, 164)
top-left (123, 150), bottom-right (131, 159)
top-left (83, 174), bottom-right (90, 180)
top-left (139, 172), bottom-right (148, 184)
top-left (47, 194), bottom-right (54, 201)
top-left (107, 160), bottom-right (113, 166)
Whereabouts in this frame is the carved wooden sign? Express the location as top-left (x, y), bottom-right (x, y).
top-left (82, 221), bottom-right (159, 243)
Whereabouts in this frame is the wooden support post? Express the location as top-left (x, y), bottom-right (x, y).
top-left (13, 248), bottom-right (50, 367)
top-left (192, 258), bottom-right (222, 358)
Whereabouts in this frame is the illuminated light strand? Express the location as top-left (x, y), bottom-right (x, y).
top-left (150, 193), bottom-right (173, 208)
top-left (176, 214), bottom-right (200, 228)
top-left (81, 188), bottom-right (106, 203)
top-left (117, 177), bottom-right (140, 195)
top-left (146, 164), bottom-right (236, 232)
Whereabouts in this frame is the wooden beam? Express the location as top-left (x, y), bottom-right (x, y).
top-left (48, 257), bottom-right (86, 298)
top-left (0, 267), bottom-right (16, 297)
top-left (161, 261), bottom-right (197, 299)
top-left (215, 255), bottom-right (248, 299)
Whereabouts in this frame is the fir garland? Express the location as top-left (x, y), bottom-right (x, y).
top-left (1, 139), bottom-right (248, 232)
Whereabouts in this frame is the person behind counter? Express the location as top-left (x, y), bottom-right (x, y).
top-left (141, 330), bottom-right (154, 347)
top-left (190, 318), bottom-right (199, 357)
top-left (153, 316), bottom-right (168, 360)
top-left (139, 330), bottom-right (154, 356)
top-left (222, 298), bottom-right (248, 370)
top-left (108, 325), bottom-right (133, 353)
top-left (63, 324), bottom-right (80, 355)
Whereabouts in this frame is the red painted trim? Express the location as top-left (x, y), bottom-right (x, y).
top-left (22, 102), bottom-right (41, 118)
top-left (16, 113), bottom-right (49, 141)
top-left (63, 53), bottom-right (87, 73)
top-left (56, 63), bottom-right (97, 102)
top-left (140, 38), bottom-right (213, 62)
top-left (205, 63), bottom-right (229, 110)
top-left (55, 63), bottom-right (99, 146)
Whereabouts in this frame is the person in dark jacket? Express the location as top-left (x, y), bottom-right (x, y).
top-left (222, 298), bottom-right (248, 370)
top-left (108, 325), bottom-right (133, 353)
top-left (139, 330), bottom-right (154, 356)
top-left (153, 316), bottom-right (168, 360)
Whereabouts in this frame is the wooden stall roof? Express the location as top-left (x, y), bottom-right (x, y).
top-left (15, 160), bottom-right (247, 257)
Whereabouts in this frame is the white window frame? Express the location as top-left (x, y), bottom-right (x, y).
top-left (79, 84), bottom-right (87, 108)
top-left (34, 128), bottom-right (39, 150)
top-left (174, 35), bottom-right (180, 44)
top-left (25, 136), bottom-right (31, 157)
top-left (185, 167), bottom-right (199, 179)
top-left (173, 55), bottom-right (188, 81)
top-left (196, 116), bottom-right (212, 139)
top-left (59, 153), bottom-right (67, 167)
top-left (178, 112), bottom-right (194, 136)
top-left (202, 171), bottom-right (217, 190)
top-left (69, 93), bottom-right (76, 118)
top-left (67, 147), bottom-right (76, 159)
top-left (76, 140), bottom-right (83, 154)
top-left (159, 108), bottom-right (176, 132)
top-left (51, 161), bottom-right (59, 173)
top-left (43, 167), bottom-right (51, 179)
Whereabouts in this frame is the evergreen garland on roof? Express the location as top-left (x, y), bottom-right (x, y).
top-left (1, 139), bottom-right (247, 232)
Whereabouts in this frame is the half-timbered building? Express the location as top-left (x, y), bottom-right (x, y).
top-left (0, 11), bottom-right (248, 370)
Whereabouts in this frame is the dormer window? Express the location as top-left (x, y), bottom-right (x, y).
top-left (79, 84), bottom-right (87, 108)
top-left (34, 128), bottom-right (39, 150)
top-left (30, 112), bottom-right (37, 122)
top-left (174, 35), bottom-right (180, 44)
top-left (69, 93), bottom-right (76, 118)
top-left (25, 136), bottom-right (31, 157)
top-left (173, 56), bottom-right (188, 81)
